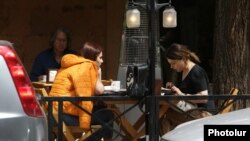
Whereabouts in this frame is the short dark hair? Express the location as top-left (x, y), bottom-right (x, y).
top-left (81, 42), bottom-right (102, 61)
top-left (49, 27), bottom-right (72, 49)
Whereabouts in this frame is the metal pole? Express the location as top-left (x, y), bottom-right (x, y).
top-left (146, 0), bottom-right (158, 140)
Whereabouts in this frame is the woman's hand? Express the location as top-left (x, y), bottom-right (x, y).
top-left (166, 82), bottom-right (174, 89)
top-left (170, 86), bottom-right (184, 96)
top-left (166, 82), bottom-right (184, 95)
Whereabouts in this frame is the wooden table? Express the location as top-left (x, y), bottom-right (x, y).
top-left (104, 98), bottom-right (171, 141)
top-left (33, 80), bottom-right (111, 93)
top-left (32, 81), bottom-right (53, 92)
top-left (39, 87), bottom-right (175, 141)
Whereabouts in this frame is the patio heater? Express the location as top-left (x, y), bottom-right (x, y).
top-left (118, 0), bottom-right (177, 140)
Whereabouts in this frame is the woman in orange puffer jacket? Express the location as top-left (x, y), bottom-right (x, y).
top-left (49, 42), bottom-right (114, 140)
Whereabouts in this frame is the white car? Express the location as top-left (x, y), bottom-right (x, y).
top-left (161, 108), bottom-right (250, 141)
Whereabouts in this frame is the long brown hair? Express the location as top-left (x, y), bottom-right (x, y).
top-left (165, 43), bottom-right (200, 63)
top-left (49, 27), bottom-right (72, 50)
top-left (81, 42), bottom-right (102, 61)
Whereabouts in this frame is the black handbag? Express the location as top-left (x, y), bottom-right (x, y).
top-left (126, 64), bottom-right (149, 96)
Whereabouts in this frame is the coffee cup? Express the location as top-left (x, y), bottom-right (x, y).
top-left (111, 81), bottom-right (120, 91)
top-left (38, 75), bottom-right (47, 82)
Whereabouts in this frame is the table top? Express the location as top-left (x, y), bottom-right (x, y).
top-left (32, 81), bottom-right (53, 87)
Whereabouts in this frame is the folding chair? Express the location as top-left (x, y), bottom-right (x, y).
top-left (34, 87), bottom-right (101, 141)
top-left (218, 88), bottom-right (239, 114)
top-left (185, 88), bottom-right (239, 119)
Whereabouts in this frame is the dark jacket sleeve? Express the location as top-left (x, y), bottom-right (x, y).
top-left (29, 55), bottom-right (44, 81)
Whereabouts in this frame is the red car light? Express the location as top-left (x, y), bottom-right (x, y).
top-left (0, 45), bottom-right (43, 117)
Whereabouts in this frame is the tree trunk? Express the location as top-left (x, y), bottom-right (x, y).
top-left (213, 0), bottom-right (250, 95)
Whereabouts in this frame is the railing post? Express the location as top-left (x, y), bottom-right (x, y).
top-left (58, 101), bottom-right (63, 141)
top-left (47, 101), bottom-right (53, 141)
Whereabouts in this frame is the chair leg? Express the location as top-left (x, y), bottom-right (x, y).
top-left (77, 125), bottom-right (102, 141)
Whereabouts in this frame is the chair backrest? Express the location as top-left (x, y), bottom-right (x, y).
top-left (218, 88), bottom-right (239, 114)
top-left (183, 88), bottom-right (239, 121)
top-left (34, 87), bottom-right (49, 112)
top-left (35, 87), bottom-right (48, 96)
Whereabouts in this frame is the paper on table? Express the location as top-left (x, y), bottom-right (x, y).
top-left (161, 87), bottom-right (171, 91)
top-left (161, 87), bottom-right (173, 95)
top-left (104, 86), bottom-right (113, 91)
top-left (104, 86), bottom-right (126, 93)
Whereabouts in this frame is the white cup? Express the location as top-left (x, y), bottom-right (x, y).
top-left (38, 75), bottom-right (47, 82)
top-left (111, 81), bottom-right (120, 91)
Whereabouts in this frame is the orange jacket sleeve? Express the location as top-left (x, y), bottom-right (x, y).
top-left (72, 62), bottom-right (98, 130)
